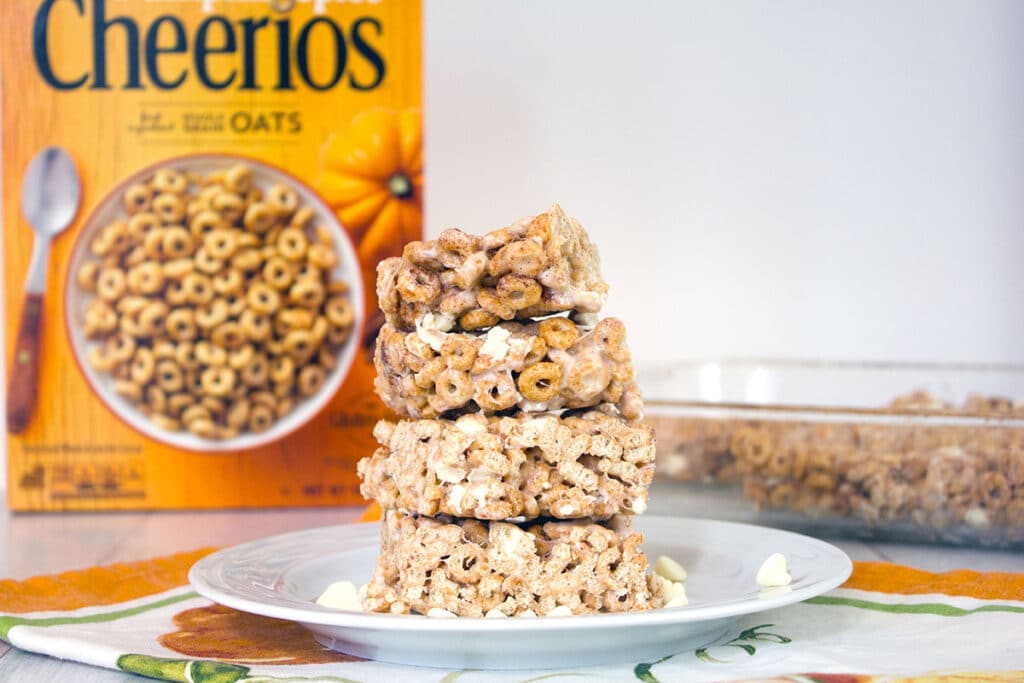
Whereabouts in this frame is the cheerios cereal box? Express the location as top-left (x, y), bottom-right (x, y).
top-left (1, 0), bottom-right (422, 510)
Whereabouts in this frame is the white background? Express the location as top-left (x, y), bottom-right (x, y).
top-left (4, 0), bottom-right (1024, 488)
top-left (424, 0), bottom-right (1024, 365)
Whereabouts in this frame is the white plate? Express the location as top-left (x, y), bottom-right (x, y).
top-left (189, 516), bottom-right (852, 669)
top-left (64, 153), bottom-right (364, 452)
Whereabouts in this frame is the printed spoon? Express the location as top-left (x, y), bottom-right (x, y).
top-left (7, 146), bottom-right (81, 434)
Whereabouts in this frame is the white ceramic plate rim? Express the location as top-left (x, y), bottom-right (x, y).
top-left (189, 516), bottom-right (853, 632)
top-left (64, 153), bottom-right (364, 453)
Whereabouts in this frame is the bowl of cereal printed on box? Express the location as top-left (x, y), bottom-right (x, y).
top-left (65, 154), bottom-right (364, 452)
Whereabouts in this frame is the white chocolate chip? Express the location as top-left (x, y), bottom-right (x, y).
top-left (965, 507), bottom-right (990, 529)
top-left (315, 581), bottom-right (361, 611)
top-left (454, 414), bottom-right (487, 435)
top-left (479, 326), bottom-right (511, 360)
top-left (518, 399), bottom-right (555, 412)
top-left (427, 607), bottom-right (457, 618)
top-left (756, 553), bottom-right (792, 587)
top-left (630, 497), bottom-right (648, 514)
top-left (418, 311), bottom-right (454, 332)
top-left (447, 485), bottom-right (466, 512)
top-left (546, 605), bottom-right (573, 617)
top-left (556, 503), bottom-right (576, 516)
top-left (665, 596), bottom-right (688, 608)
top-left (654, 555), bottom-right (687, 583)
top-left (435, 464), bottom-right (468, 484)
top-left (664, 582), bottom-right (688, 608)
top-left (415, 314), bottom-right (452, 352)
top-left (518, 609), bottom-right (537, 618)
top-left (484, 608), bottom-right (508, 618)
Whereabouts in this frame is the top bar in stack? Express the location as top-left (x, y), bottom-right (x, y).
top-left (376, 204), bottom-right (608, 332)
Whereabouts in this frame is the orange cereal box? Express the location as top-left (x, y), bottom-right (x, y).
top-left (1, 0), bottom-right (422, 510)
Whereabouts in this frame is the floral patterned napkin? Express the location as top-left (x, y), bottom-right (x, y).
top-left (2, 515), bottom-right (1024, 682)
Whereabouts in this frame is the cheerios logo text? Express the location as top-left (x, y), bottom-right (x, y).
top-left (32, 0), bottom-right (385, 92)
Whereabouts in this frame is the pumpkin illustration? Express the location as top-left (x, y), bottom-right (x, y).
top-left (318, 108), bottom-right (423, 270)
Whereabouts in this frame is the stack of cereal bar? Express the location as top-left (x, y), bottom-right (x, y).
top-left (358, 205), bottom-right (666, 616)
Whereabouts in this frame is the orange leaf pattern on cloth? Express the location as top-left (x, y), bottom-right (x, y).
top-left (839, 561), bottom-right (1024, 601)
top-left (360, 501), bottom-right (382, 522)
top-left (159, 604), bottom-right (363, 665)
top-left (0, 548), bottom-right (216, 614)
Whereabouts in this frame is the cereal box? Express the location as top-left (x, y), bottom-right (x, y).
top-left (1, 0), bottom-right (422, 510)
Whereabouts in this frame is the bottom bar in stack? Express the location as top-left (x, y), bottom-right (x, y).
top-left (363, 510), bottom-right (666, 617)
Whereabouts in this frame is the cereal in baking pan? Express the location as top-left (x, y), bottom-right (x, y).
top-left (376, 204), bottom-right (607, 332)
top-left (733, 417), bottom-right (1024, 543)
top-left (642, 390), bottom-right (1024, 544)
top-left (373, 316), bottom-right (642, 419)
top-left (646, 413), bottom-right (745, 483)
top-left (359, 410), bottom-right (655, 520)
top-left (76, 163), bottom-right (355, 440)
top-left (650, 390), bottom-right (1024, 543)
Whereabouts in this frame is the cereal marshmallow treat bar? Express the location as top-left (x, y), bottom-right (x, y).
top-left (376, 204), bottom-right (608, 331)
top-left (363, 510), bottom-right (666, 616)
top-left (373, 317), bottom-right (643, 419)
top-left (359, 410), bottom-right (655, 520)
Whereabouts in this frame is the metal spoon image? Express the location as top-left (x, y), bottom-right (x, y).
top-left (7, 147), bottom-right (81, 434)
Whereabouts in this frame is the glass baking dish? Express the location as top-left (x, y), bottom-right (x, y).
top-left (638, 360), bottom-right (1024, 548)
